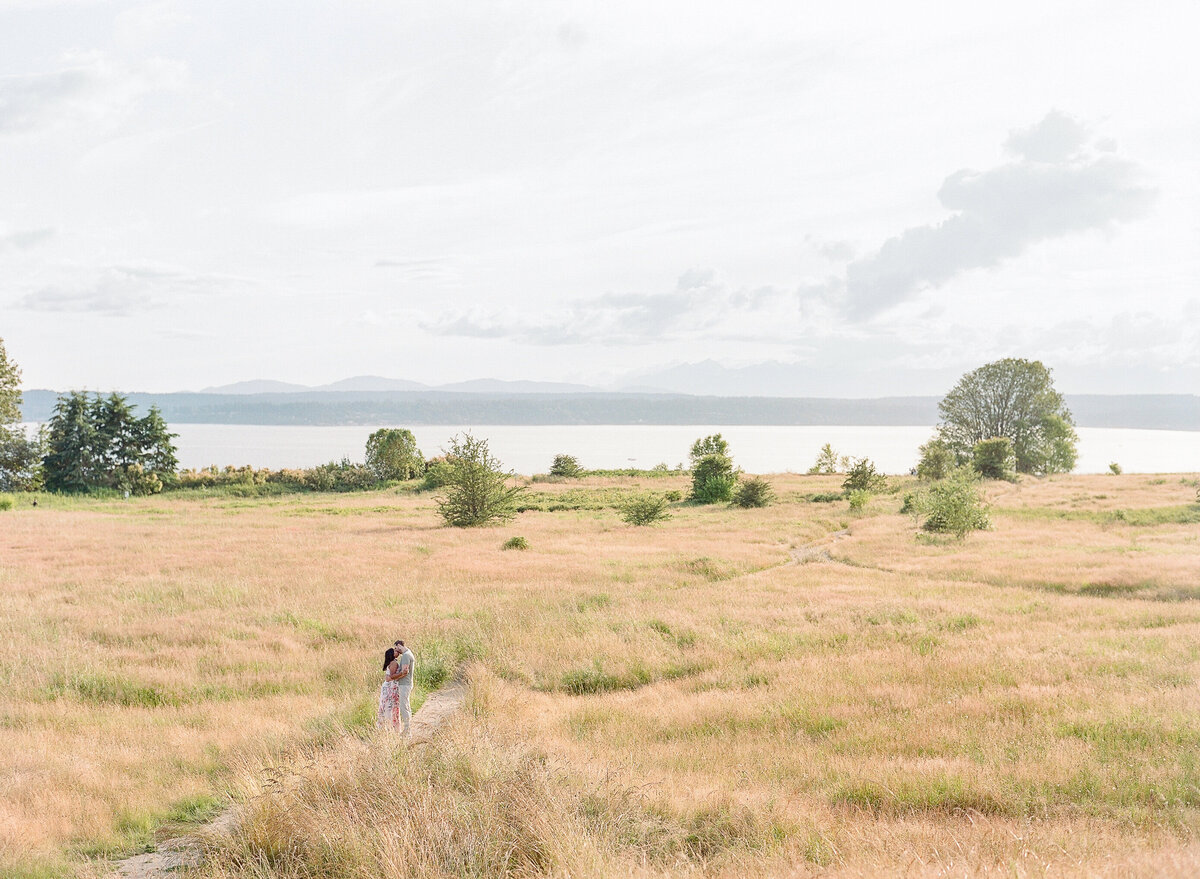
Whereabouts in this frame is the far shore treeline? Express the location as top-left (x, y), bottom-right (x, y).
top-left (15, 388), bottom-right (1200, 431)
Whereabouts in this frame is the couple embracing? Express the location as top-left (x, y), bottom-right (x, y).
top-left (378, 639), bottom-right (415, 736)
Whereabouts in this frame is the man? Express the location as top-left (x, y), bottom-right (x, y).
top-left (393, 639), bottom-right (416, 736)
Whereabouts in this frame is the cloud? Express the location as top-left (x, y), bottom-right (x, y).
top-left (14, 264), bottom-right (245, 316)
top-left (0, 53), bottom-right (182, 136)
top-left (0, 227), bottom-right (54, 251)
top-left (423, 270), bottom-right (793, 346)
top-left (842, 112), bottom-right (1155, 319)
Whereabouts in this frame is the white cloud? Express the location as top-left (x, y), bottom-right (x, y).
top-left (841, 112), bottom-right (1155, 319)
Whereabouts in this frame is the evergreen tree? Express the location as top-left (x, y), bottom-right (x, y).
top-left (136, 406), bottom-right (179, 481)
top-left (42, 392), bottom-right (98, 493)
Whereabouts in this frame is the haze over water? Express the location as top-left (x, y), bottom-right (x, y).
top-left (162, 424), bottom-right (1198, 476)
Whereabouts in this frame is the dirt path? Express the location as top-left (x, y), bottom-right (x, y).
top-left (111, 680), bottom-right (467, 878)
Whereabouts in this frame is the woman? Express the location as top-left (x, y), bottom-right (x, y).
top-left (377, 646), bottom-right (402, 731)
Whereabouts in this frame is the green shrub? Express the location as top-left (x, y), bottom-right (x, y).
top-left (691, 454), bottom-right (737, 504)
top-left (620, 493), bottom-right (672, 526)
top-left (689, 434), bottom-right (729, 465)
top-left (420, 458), bottom-right (454, 490)
top-left (842, 458), bottom-right (886, 495)
top-left (916, 437), bottom-right (956, 481)
top-left (847, 489), bottom-right (870, 512)
top-left (435, 433), bottom-right (526, 527)
top-left (732, 476), bottom-right (775, 508)
top-left (971, 437), bottom-right (1016, 481)
top-left (916, 467), bottom-right (990, 538)
top-left (1108, 462), bottom-right (1123, 475)
top-left (548, 454), bottom-right (584, 478)
top-left (364, 428), bottom-right (424, 481)
top-left (301, 459), bottom-right (380, 492)
top-left (501, 536), bottom-right (529, 550)
top-left (664, 490), bottom-right (683, 502)
top-left (0, 497), bottom-right (12, 511)
top-left (808, 443), bottom-right (848, 475)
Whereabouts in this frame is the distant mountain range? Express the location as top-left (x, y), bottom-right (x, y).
top-left (18, 387), bottom-right (1200, 430)
top-left (201, 375), bottom-right (597, 395)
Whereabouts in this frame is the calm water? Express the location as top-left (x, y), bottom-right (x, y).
top-left (150, 424), bottom-right (1198, 475)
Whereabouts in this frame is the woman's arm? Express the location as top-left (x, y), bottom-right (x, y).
top-left (386, 660), bottom-right (402, 681)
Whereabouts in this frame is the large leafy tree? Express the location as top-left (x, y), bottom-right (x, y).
top-left (364, 428), bottom-right (423, 481)
top-left (0, 337), bottom-right (20, 425)
top-left (936, 358), bottom-right (1078, 475)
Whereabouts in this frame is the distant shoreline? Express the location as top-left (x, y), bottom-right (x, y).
top-left (18, 390), bottom-right (1200, 431)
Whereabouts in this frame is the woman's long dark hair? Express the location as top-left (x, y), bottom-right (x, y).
top-left (382, 647), bottom-right (396, 670)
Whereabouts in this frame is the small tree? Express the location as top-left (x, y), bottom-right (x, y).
top-left (916, 467), bottom-right (990, 538)
top-left (691, 454), bottom-right (736, 503)
top-left (620, 493), bottom-right (672, 526)
top-left (0, 337), bottom-right (21, 426)
top-left (548, 454), bottom-right (584, 478)
top-left (365, 428), bottom-right (424, 481)
top-left (435, 433), bottom-right (525, 527)
top-left (842, 458), bottom-right (886, 495)
top-left (689, 434), bottom-right (729, 466)
top-left (916, 437), bottom-right (956, 481)
top-left (971, 437), bottom-right (1016, 481)
top-left (732, 476), bottom-right (775, 508)
top-left (808, 443), bottom-right (848, 475)
top-left (0, 426), bottom-right (44, 491)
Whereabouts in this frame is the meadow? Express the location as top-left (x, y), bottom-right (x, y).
top-left (1, 471), bottom-right (1198, 877)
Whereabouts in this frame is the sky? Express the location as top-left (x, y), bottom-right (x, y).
top-left (1, 0), bottom-right (1198, 396)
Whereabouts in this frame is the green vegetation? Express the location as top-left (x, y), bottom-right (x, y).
top-left (691, 454), bottom-right (736, 504)
top-left (548, 453), bottom-right (584, 478)
top-left (916, 437), bottom-right (955, 481)
top-left (689, 433), bottom-right (730, 464)
top-left (732, 475), bottom-right (775, 508)
top-left (364, 428), bottom-right (424, 481)
top-left (971, 437), bottom-right (1016, 481)
top-left (842, 457), bottom-right (886, 495)
top-left (619, 493), bottom-right (672, 526)
top-left (502, 536), bottom-right (530, 550)
top-left (910, 466), bottom-right (991, 538)
top-left (434, 432), bottom-right (526, 527)
top-left (41, 392), bottom-right (177, 495)
top-left (935, 357), bottom-right (1079, 475)
top-left (1109, 462), bottom-right (1123, 475)
top-left (808, 442), bottom-right (848, 475)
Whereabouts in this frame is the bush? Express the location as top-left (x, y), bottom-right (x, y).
top-left (0, 497), bottom-right (12, 511)
top-left (691, 455), bottom-right (737, 504)
top-left (847, 489), bottom-right (870, 512)
top-left (916, 437), bottom-right (956, 481)
top-left (842, 458), bottom-right (887, 495)
top-left (620, 493), bottom-right (672, 526)
top-left (548, 454), bottom-right (584, 478)
top-left (0, 425), bottom-right (44, 491)
top-left (420, 457), bottom-right (454, 490)
top-left (435, 433), bottom-right (526, 527)
top-left (664, 490), bottom-right (683, 502)
top-left (732, 476), bottom-right (775, 508)
top-left (916, 467), bottom-right (990, 538)
top-left (971, 437), bottom-right (1016, 481)
top-left (1108, 462), bottom-right (1123, 475)
top-left (300, 459), bottom-right (380, 492)
top-left (808, 443), bottom-right (848, 475)
top-left (689, 434), bottom-right (729, 465)
top-left (501, 536), bottom-right (529, 550)
top-left (364, 428), bottom-right (424, 481)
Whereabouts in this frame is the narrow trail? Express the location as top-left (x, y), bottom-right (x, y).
top-left (111, 680), bottom-right (467, 879)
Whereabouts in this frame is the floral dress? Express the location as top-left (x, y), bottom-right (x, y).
top-left (378, 663), bottom-right (401, 730)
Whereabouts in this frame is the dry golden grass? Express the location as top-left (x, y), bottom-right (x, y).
top-left (1, 470), bottom-right (1198, 877)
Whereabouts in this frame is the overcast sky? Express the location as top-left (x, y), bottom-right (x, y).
top-left (2, 0), bottom-right (1197, 396)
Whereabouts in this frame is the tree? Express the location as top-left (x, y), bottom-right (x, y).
top-left (971, 437), bottom-right (1016, 481)
top-left (0, 426), bottom-right (44, 491)
top-left (365, 428), bottom-right (424, 481)
top-left (435, 433), bottom-right (526, 527)
top-left (936, 358), bottom-right (1078, 475)
top-left (689, 434), bottom-right (729, 466)
top-left (548, 454), bottom-right (584, 478)
top-left (808, 443), bottom-right (848, 475)
top-left (0, 337), bottom-right (21, 426)
top-left (691, 454), bottom-right (736, 503)
top-left (136, 406), bottom-right (179, 483)
top-left (42, 392), bottom-right (98, 493)
top-left (916, 437), bottom-right (955, 481)
top-left (842, 457), bottom-right (887, 495)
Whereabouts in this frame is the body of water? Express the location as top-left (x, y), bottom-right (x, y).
top-left (137, 423), bottom-right (1200, 475)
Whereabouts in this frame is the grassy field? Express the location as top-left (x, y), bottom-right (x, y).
top-left (1, 472), bottom-right (1198, 877)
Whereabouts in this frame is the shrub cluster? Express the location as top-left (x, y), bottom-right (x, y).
top-left (548, 454), bottom-right (584, 478)
top-left (620, 493), bottom-right (672, 526)
top-left (732, 476), bottom-right (775, 508)
top-left (177, 460), bottom-right (380, 493)
top-left (909, 467), bottom-right (991, 538)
